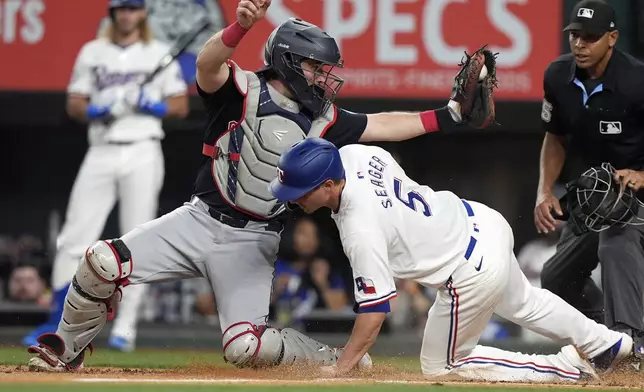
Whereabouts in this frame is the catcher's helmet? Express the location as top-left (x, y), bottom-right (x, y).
top-left (269, 138), bottom-right (345, 202)
top-left (260, 18), bottom-right (344, 119)
top-left (564, 162), bottom-right (643, 233)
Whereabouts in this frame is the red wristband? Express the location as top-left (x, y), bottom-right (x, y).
top-left (419, 110), bottom-right (439, 133)
top-left (221, 21), bottom-right (249, 48)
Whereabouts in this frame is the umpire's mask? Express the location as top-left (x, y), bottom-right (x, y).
top-left (565, 162), bottom-right (644, 233)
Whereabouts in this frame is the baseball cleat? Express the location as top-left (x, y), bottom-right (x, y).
top-left (27, 347), bottom-right (66, 372)
top-left (27, 333), bottom-right (91, 372)
top-left (589, 333), bottom-right (633, 373)
top-left (560, 345), bottom-right (599, 381)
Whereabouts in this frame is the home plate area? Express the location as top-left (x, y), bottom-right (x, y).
top-left (1, 363), bottom-right (644, 389)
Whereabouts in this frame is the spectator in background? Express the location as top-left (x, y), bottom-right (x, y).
top-left (0, 233), bottom-right (50, 302)
top-left (271, 217), bottom-right (348, 327)
top-left (8, 264), bottom-right (49, 306)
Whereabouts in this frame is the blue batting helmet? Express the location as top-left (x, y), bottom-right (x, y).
top-left (109, 0), bottom-right (145, 10)
top-left (269, 138), bottom-right (345, 202)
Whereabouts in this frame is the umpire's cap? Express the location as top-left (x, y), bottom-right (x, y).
top-left (269, 138), bottom-right (345, 202)
top-left (563, 0), bottom-right (616, 37)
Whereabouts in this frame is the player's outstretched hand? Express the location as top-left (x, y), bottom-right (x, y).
top-left (534, 191), bottom-right (563, 234)
top-left (450, 45), bottom-right (498, 129)
top-left (237, 0), bottom-right (271, 30)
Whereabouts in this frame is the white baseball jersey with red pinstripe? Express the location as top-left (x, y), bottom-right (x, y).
top-left (331, 144), bottom-right (625, 382)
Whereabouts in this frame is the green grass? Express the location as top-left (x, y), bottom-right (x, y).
top-left (0, 346), bottom-right (420, 370)
top-left (0, 346), bottom-right (228, 368)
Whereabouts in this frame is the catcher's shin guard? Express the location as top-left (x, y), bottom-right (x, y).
top-left (222, 322), bottom-right (339, 368)
top-left (30, 240), bottom-right (132, 365)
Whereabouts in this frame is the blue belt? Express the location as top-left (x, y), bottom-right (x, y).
top-left (461, 200), bottom-right (478, 261)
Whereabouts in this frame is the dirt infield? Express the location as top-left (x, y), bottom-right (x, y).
top-left (1, 363), bottom-right (643, 389)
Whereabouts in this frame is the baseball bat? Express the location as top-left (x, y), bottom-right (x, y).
top-left (140, 18), bottom-right (212, 87)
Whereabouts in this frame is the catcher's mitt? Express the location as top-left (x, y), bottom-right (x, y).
top-left (450, 45), bottom-right (498, 129)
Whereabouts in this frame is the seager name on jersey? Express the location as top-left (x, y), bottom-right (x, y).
top-left (367, 155), bottom-right (393, 209)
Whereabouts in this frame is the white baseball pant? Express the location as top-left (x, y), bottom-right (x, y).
top-left (421, 201), bottom-right (624, 382)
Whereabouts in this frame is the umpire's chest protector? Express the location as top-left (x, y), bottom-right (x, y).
top-left (210, 61), bottom-right (337, 220)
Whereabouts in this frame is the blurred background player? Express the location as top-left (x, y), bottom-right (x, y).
top-left (22, 0), bottom-right (189, 351)
top-left (534, 0), bottom-right (644, 360)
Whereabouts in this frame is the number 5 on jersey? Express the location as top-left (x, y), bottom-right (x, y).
top-left (393, 177), bottom-right (432, 216)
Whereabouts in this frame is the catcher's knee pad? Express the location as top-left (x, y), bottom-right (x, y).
top-left (56, 239), bottom-right (133, 363)
top-left (222, 322), bottom-right (337, 368)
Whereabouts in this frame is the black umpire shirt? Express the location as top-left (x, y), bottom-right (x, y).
top-left (541, 49), bottom-right (644, 170)
top-left (193, 67), bottom-right (368, 222)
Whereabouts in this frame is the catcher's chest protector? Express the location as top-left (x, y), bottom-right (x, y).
top-left (211, 62), bottom-right (336, 219)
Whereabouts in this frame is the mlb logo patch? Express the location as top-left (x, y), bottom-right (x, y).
top-left (355, 277), bottom-right (376, 294)
top-left (599, 121), bottom-right (622, 134)
top-left (277, 168), bottom-right (285, 183)
top-left (577, 8), bottom-right (594, 18)
top-left (357, 171), bottom-right (364, 179)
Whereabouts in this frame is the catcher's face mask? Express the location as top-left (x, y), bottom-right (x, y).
top-left (564, 162), bottom-right (644, 234)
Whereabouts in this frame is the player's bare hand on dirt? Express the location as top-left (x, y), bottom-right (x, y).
top-left (534, 191), bottom-right (563, 234)
top-left (237, 0), bottom-right (271, 29)
top-left (614, 169), bottom-right (644, 191)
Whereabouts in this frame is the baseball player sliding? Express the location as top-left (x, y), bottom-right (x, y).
top-left (269, 138), bottom-right (635, 381)
top-left (26, 0), bottom-right (494, 371)
top-left (22, 0), bottom-right (188, 352)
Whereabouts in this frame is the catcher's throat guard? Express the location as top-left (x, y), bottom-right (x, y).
top-left (559, 162), bottom-right (644, 235)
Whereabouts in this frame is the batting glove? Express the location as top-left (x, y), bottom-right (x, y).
top-left (137, 94), bottom-right (168, 118)
top-left (86, 104), bottom-right (111, 120)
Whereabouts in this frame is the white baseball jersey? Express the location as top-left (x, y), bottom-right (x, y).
top-left (68, 38), bottom-right (187, 145)
top-left (331, 144), bottom-right (475, 312)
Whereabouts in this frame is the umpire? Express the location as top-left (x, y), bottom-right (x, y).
top-left (534, 0), bottom-right (644, 359)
